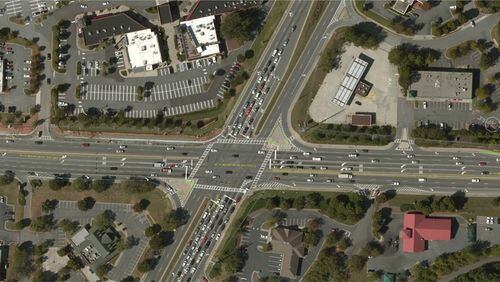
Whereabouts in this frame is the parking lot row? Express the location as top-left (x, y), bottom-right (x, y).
top-left (57, 200), bottom-right (132, 213)
top-left (148, 76), bottom-right (208, 101)
top-left (6, 0), bottom-right (54, 17)
top-left (158, 57), bottom-right (216, 76)
top-left (420, 119), bottom-right (468, 130)
top-left (124, 110), bottom-right (158, 119)
top-left (417, 101), bottom-right (471, 112)
top-left (164, 99), bottom-right (216, 116)
top-left (81, 84), bottom-right (137, 102)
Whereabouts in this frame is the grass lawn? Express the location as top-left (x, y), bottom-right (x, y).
top-left (245, 1), bottom-right (290, 71)
top-left (30, 183), bottom-right (171, 223)
top-left (0, 183), bottom-right (25, 226)
top-left (354, 0), bottom-right (392, 29)
top-left (387, 194), bottom-right (500, 219)
top-left (255, 0), bottom-right (328, 134)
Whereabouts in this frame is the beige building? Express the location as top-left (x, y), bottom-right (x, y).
top-left (408, 69), bottom-right (473, 103)
top-left (269, 227), bottom-right (306, 279)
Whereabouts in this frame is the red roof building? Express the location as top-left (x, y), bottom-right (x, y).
top-left (401, 212), bottom-right (452, 253)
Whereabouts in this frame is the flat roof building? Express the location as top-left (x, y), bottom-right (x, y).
top-left (352, 113), bottom-right (373, 126)
top-left (179, 15), bottom-right (220, 60)
top-left (71, 226), bottom-right (120, 271)
top-left (408, 69), bottom-right (473, 103)
top-left (333, 57), bottom-right (369, 107)
top-left (401, 212), bottom-right (452, 253)
top-left (269, 227), bottom-right (306, 279)
top-left (185, 0), bottom-right (260, 20)
top-left (81, 11), bottom-right (149, 46)
top-left (125, 29), bottom-right (163, 71)
top-left (158, 2), bottom-right (180, 24)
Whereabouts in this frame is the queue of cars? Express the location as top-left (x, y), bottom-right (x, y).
top-left (228, 33), bottom-right (293, 138)
top-left (176, 195), bottom-right (236, 281)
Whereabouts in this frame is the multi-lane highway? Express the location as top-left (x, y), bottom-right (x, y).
top-left (0, 0), bottom-right (499, 281)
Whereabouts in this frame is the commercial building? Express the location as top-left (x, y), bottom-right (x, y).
top-left (408, 69), bottom-right (473, 103)
top-left (401, 212), bottom-right (452, 253)
top-left (392, 0), bottom-right (428, 15)
top-left (269, 227), bottom-right (306, 279)
top-left (124, 29), bottom-right (163, 71)
top-left (332, 57), bottom-right (369, 107)
top-left (351, 113), bottom-right (373, 126)
top-left (71, 226), bottom-right (120, 271)
top-left (185, 0), bottom-right (260, 20)
top-left (80, 11), bottom-right (149, 47)
top-left (158, 2), bottom-right (180, 24)
top-left (179, 15), bottom-right (220, 60)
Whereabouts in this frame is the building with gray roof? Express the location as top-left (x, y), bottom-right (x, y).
top-left (408, 69), bottom-right (474, 103)
top-left (81, 11), bottom-right (149, 47)
top-left (71, 226), bottom-right (120, 271)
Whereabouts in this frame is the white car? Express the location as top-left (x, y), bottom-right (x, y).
top-left (166, 146), bottom-right (175, 150)
top-left (212, 175), bottom-right (219, 179)
top-left (23, 74), bottom-right (30, 78)
top-left (0, 196), bottom-right (5, 203)
top-left (411, 160), bottom-right (419, 164)
top-left (423, 101), bottom-right (427, 109)
top-left (102, 1), bottom-right (110, 6)
top-left (340, 167), bottom-right (352, 171)
top-left (326, 179), bottom-right (333, 183)
top-left (303, 152), bottom-right (311, 156)
top-left (205, 170), bottom-right (213, 174)
top-left (210, 148), bottom-right (218, 152)
top-left (57, 101), bottom-right (68, 107)
top-left (115, 149), bottom-right (125, 153)
top-left (393, 181), bottom-right (400, 186)
top-left (452, 156), bottom-right (460, 160)
top-left (471, 178), bottom-right (480, 183)
top-left (257, 150), bottom-right (266, 155)
top-left (455, 162), bottom-right (463, 165)
top-left (306, 178), bottom-right (314, 182)
top-left (320, 166), bottom-right (328, 170)
top-left (371, 159), bottom-right (379, 163)
top-left (119, 145), bottom-right (127, 149)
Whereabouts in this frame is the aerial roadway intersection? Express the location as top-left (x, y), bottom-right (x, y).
top-left (0, 0), bottom-right (499, 281)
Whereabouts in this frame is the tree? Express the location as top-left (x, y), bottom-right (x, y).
top-left (96, 263), bottom-right (113, 279)
top-left (137, 258), bottom-right (155, 273)
top-left (58, 219), bottom-right (80, 234)
top-left (35, 240), bottom-right (51, 256)
top-left (344, 22), bottom-right (384, 49)
top-left (93, 210), bottom-right (116, 230)
top-left (133, 199), bottom-right (150, 212)
top-left (293, 196), bottom-right (306, 210)
top-left (145, 224), bottom-right (161, 237)
top-left (72, 177), bottom-right (91, 191)
top-left (66, 256), bottom-right (84, 270)
top-left (360, 241), bottom-right (384, 257)
top-left (48, 177), bottom-right (69, 190)
top-left (244, 49), bottom-right (254, 59)
top-left (118, 236), bottom-right (137, 251)
top-left (42, 199), bottom-right (59, 213)
top-left (77, 196), bottom-right (95, 211)
top-left (91, 179), bottom-right (111, 192)
top-left (30, 214), bottom-right (56, 232)
top-left (149, 231), bottom-right (173, 250)
top-left (30, 178), bottom-right (43, 188)
top-left (121, 178), bottom-right (156, 193)
top-left (220, 9), bottom-right (258, 43)
top-left (260, 242), bottom-right (272, 252)
top-left (163, 208), bottom-right (190, 231)
top-left (347, 255), bottom-right (367, 271)
top-left (57, 245), bottom-right (71, 257)
top-left (0, 171), bottom-right (15, 185)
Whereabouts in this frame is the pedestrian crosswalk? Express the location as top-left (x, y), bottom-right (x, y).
top-left (354, 184), bottom-right (381, 190)
top-left (256, 181), bottom-right (292, 190)
top-left (251, 150), bottom-right (273, 189)
top-left (216, 138), bottom-right (267, 145)
top-left (81, 84), bottom-right (137, 102)
top-left (147, 76), bottom-right (207, 101)
top-left (189, 143), bottom-right (213, 179)
top-left (395, 186), bottom-right (429, 194)
top-left (163, 99), bottom-right (215, 116)
top-left (194, 184), bottom-right (246, 194)
top-left (394, 139), bottom-right (414, 151)
top-left (125, 110), bottom-right (158, 118)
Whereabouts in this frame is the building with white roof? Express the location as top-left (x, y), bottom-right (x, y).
top-left (179, 15), bottom-right (220, 60)
top-left (332, 57), bottom-right (369, 107)
top-left (124, 28), bottom-right (163, 71)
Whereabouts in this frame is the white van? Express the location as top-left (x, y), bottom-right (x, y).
top-left (418, 178), bottom-right (426, 182)
top-left (312, 157), bottom-right (322, 161)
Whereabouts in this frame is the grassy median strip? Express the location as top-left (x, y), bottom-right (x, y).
top-left (354, 0), bottom-right (392, 28)
top-left (245, 1), bottom-right (290, 71)
top-left (255, 1), bottom-right (328, 134)
top-left (161, 197), bottom-right (209, 279)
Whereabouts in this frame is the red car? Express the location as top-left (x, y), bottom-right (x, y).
top-left (81, 143), bottom-right (90, 147)
top-left (479, 161), bottom-right (487, 166)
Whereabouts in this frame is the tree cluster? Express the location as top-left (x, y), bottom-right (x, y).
top-left (0, 171), bottom-right (15, 185)
top-left (120, 178), bottom-right (157, 193)
top-left (10, 243), bottom-right (35, 280)
top-left (303, 247), bottom-right (347, 282)
top-left (360, 241), bottom-right (384, 257)
top-left (454, 262), bottom-right (500, 282)
top-left (390, 16), bottom-right (424, 36)
top-left (372, 207), bottom-right (392, 237)
top-left (475, 0), bottom-right (499, 13)
top-left (412, 241), bottom-right (496, 281)
top-left (93, 210), bottom-right (115, 230)
top-left (30, 214), bottom-right (57, 232)
top-left (220, 8), bottom-right (262, 43)
top-left (399, 194), bottom-right (467, 215)
top-left (48, 177), bottom-right (70, 191)
top-left (77, 196), bottom-right (96, 211)
top-left (475, 84), bottom-right (496, 113)
top-left (221, 247), bottom-right (248, 273)
top-left (431, 11), bottom-right (473, 36)
top-left (58, 218), bottom-right (80, 234)
top-left (162, 207), bottom-right (190, 231)
top-left (311, 124), bottom-right (395, 146)
top-left (388, 43), bottom-right (440, 91)
top-left (343, 22), bottom-right (385, 49)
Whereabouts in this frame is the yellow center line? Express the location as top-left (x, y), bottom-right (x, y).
top-left (1, 148), bottom-right (197, 160)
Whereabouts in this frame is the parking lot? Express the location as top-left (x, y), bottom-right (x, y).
top-left (0, 199), bottom-right (14, 229)
top-left (4, 0), bottom-right (57, 18)
top-left (413, 100), bottom-right (472, 129)
top-left (158, 56), bottom-right (216, 76)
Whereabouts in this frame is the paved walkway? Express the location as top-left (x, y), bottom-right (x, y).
top-left (438, 257), bottom-right (500, 282)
